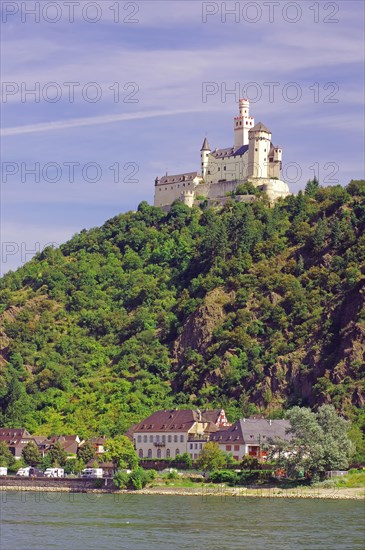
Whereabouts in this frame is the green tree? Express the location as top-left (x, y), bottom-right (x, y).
top-left (104, 435), bottom-right (138, 469)
top-left (64, 457), bottom-right (85, 475)
top-left (77, 441), bottom-right (95, 464)
top-left (0, 441), bottom-right (16, 469)
top-left (305, 177), bottom-right (320, 197)
top-left (268, 405), bottom-right (353, 481)
top-left (196, 442), bottom-right (226, 473)
top-left (22, 440), bottom-right (41, 466)
top-left (48, 441), bottom-right (67, 466)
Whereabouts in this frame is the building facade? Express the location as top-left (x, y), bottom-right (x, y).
top-left (129, 409), bottom-right (228, 460)
top-left (154, 99), bottom-right (290, 208)
top-left (210, 418), bottom-right (292, 461)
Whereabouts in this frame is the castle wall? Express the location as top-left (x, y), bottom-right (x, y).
top-left (154, 177), bottom-right (200, 207)
top-left (206, 152), bottom-right (249, 184)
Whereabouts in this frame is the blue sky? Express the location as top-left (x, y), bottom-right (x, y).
top-left (1, 0), bottom-right (364, 273)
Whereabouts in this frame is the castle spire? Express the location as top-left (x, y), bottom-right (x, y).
top-left (201, 137), bottom-right (211, 151)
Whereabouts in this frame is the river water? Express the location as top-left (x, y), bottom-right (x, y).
top-left (0, 491), bottom-right (364, 549)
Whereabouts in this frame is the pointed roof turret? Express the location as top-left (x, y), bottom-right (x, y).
top-left (250, 122), bottom-right (271, 134)
top-left (201, 137), bottom-right (211, 151)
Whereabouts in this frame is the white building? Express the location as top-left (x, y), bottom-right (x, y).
top-left (129, 408), bottom-right (229, 460)
top-left (154, 99), bottom-right (290, 208)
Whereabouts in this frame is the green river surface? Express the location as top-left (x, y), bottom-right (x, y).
top-left (0, 492), bottom-right (364, 549)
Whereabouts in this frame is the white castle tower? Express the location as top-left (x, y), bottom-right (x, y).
top-left (248, 122), bottom-right (272, 178)
top-left (234, 98), bottom-right (255, 149)
top-left (200, 137), bottom-right (211, 180)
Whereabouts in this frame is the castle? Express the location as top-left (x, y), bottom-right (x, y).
top-left (154, 99), bottom-right (290, 208)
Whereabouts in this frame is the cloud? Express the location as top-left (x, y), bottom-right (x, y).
top-left (1, 107), bottom-right (207, 136)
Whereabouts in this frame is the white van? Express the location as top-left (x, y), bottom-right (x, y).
top-left (44, 468), bottom-right (64, 478)
top-left (16, 467), bottom-right (31, 477)
top-left (0, 467), bottom-right (8, 476)
top-left (81, 468), bottom-right (103, 479)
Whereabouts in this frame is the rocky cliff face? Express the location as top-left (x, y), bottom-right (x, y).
top-left (171, 282), bottom-right (364, 412)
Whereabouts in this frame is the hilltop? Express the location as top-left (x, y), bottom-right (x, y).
top-left (0, 180), bottom-right (364, 438)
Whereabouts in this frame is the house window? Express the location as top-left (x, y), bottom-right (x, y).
top-left (189, 443), bottom-right (193, 449)
top-left (234, 445), bottom-right (239, 451)
top-left (174, 435), bottom-right (178, 443)
top-left (194, 453), bottom-right (197, 459)
top-left (199, 443), bottom-right (202, 449)
top-left (138, 449), bottom-right (143, 458)
top-left (156, 435), bottom-right (160, 442)
top-left (180, 435), bottom-right (184, 443)
top-left (157, 449), bottom-right (161, 458)
top-left (166, 449), bottom-right (171, 458)
top-left (175, 449), bottom-right (180, 457)
top-left (168, 435), bottom-right (172, 443)
top-left (137, 435), bottom-right (141, 443)
top-left (143, 435), bottom-right (147, 443)
top-left (149, 435), bottom-right (153, 443)
top-left (162, 435), bottom-right (166, 443)
top-left (233, 455), bottom-right (239, 461)
top-left (148, 449), bottom-right (152, 458)
top-left (226, 445), bottom-right (232, 451)
top-left (195, 443), bottom-right (198, 450)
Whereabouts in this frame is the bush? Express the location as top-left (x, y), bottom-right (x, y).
top-left (175, 452), bottom-right (192, 468)
top-left (209, 470), bottom-right (239, 485)
top-left (113, 470), bottom-right (130, 489)
top-left (129, 467), bottom-right (150, 490)
top-left (240, 456), bottom-right (260, 470)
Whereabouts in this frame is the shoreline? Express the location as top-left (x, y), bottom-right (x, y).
top-left (1, 484), bottom-right (364, 500)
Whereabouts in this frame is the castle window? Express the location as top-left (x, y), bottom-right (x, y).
top-left (208, 170), bottom-right (211, 175)
top-left (269, 157), bottom-right (273, 162)
top-left (240, 121), bottom-right (242, 125)
top-left (224, 166), bottom-right (226, 171)
top-left (246, 121), bottom-right (248, 125)
top-left (255, 148), bottom-right (258, 152)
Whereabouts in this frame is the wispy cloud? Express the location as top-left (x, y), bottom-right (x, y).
top-left (1, 107), bottom-right (206, 136)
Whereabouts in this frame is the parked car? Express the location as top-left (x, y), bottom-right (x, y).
top-left (0, 467), bottom-right (8, 476)
top-left (81, 468), bottom-right (103, 479)
top-left (44, 468), bottom-right (64, 478)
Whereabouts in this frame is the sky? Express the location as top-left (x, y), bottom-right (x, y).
top-left (1, 0), bottom-right (364, 273)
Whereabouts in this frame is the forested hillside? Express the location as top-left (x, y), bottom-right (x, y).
top-left (0, 180), bottom-right (364, 438)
